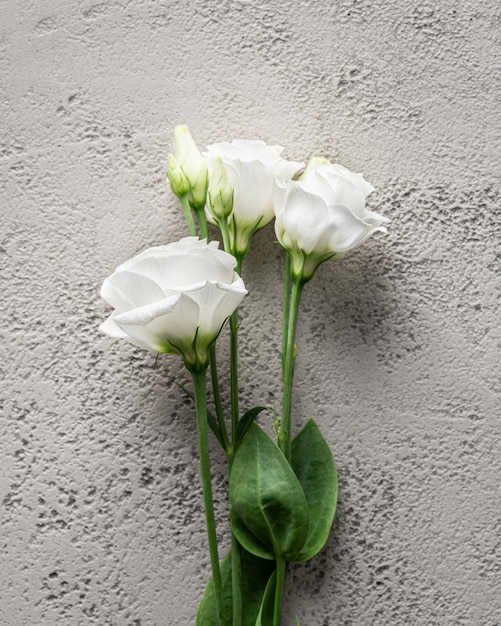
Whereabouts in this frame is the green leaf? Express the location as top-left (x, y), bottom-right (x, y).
top-left (235, 406), bottom-right (271, 450)
top-left (290, 418), bottom-right (338, 562)
top-left (229, 422), bottom-right (309, 560)
top-left (241, 551), bottom-right (275, 626)
top-left (254, 570), bottom-right (276, 626)
top-left (196, 547), bottom-right (275, 626)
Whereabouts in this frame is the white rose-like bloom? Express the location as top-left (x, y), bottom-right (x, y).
top-left (273, 159), bottom-right (389, 280)
top-left (204, 139), bottom-right (303, 256)
top-left (99, 237), bottom-right (247, 371)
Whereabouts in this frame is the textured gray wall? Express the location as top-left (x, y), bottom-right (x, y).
top-left (1, 0), bottom-right (500, 624)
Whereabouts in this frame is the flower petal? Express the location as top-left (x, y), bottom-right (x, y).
top-left (325, 205), bottom-right (387, 253)
top-left (100, 270), bottom-right (166, 312)
top-left (186, 277), bottom-right (247, 339)
top-left (113, 293), bottom-right (199, 354)
top-left (100, 312), bottom-right (166, 352)
top-left (279, 185), bottom-right (330, 254)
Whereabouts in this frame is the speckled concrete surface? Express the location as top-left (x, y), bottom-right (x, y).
top-left (1, 0), bottom-right (500, 624)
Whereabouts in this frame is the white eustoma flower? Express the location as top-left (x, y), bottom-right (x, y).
top-left (273, 159), bottom-right (389, 280)
top-left (204, 139), bottom-right (303, 256)
top-left (99, 237), bottom-right (247, 371)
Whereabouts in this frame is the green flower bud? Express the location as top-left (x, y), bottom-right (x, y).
top-left (167, 153), bottom-right (190, 197)
top-left (207, 157), bottom-right (234, 220)
top-left (173, 125), bottom-right (208, 210)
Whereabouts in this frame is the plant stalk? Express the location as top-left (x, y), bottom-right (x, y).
top-left (180, 195), bottom-right (197, 236)
top-left (209, 345), bottom-right (230, 453)
top-left (280, 275), bottom-right (304, 461)
top-left (192, 369), bottom-right (225, 626)
top-left (281, 253), bottom-right (291, 380)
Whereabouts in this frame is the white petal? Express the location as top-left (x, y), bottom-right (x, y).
top-left (230, 159), bottom-right (275, 227)
top-left (325, 163), bottom-right (375, 198)
top-left (100, 270), bottom-right (166, 312)
top-left (300, 167), bottom-right (367, 216)
top-left (186, 278), bottom-right (247, 339)
top-left (114, 293), bottom-right (199, 354)
top-left (280, 185), bottom-right (330, 254)
top-left (325, 205), bottom-right (386, 252)
top-left (130, 247), bottom-right (236, 291)
top-left (272, 159), bottom-right (304, 179)
top-left (205, 139), bottom-right (282, 164)
top-left (363, 209), bottom-right (390, 227)
top-left (100, 313), bottom-right (164, 352)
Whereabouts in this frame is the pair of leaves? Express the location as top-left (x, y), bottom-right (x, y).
top-left (229, 419), bottom-right (338, 563)
top-left (196, 546), bottom-right (275, 626)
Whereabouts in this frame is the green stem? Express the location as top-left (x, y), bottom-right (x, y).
top-left (195, 206), bottom-right (209, 240)
top-left (280, 275), bottom-right (304, 461)
top-left (230, 256), bottom-right (243, 444)
top-left (180, 195), bottom-right (197, 236)
top-left (209, 345), bottom-right (230, 453)
top-left (218, 215), bottom-right (232, 255)
top-left (192, 369), bottom-right (225, 626)
top-left (273, 556), bottom-right (287, 626)
top-left (281, 253), bottom-right (291, 380)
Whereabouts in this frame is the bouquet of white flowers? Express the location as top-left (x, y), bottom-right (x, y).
top-left (100, 126), bottom-right (388, 625)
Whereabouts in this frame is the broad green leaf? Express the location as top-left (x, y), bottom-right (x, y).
top-left (241, 551), bottom-right (275, 626)
top-left (254, 570), bottom-right (276, 626)
top-left (235, 406), bottom-right (271, 450)
top-left (230, 423), bottom-right (309, 560)
top-left (196, 547), bottom-right (275, 626)
top-left (290, 419), bottom-right (338, 562)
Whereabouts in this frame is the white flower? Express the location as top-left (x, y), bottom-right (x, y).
top-left (273, 159), bottom-right (389, 279)
top-left (204, 139), bottom-right (303, 256)
top-left (99, 237), bottom-right (247, 370)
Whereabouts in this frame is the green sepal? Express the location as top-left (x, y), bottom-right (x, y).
top-left (290, 418), bottom-right (338, 562)
top-left (234, 406), bottom-right (271, 451)
top-left (196, 548), bottom-right (275, 626)
top-left (229, 422), bottom-right (309, 560)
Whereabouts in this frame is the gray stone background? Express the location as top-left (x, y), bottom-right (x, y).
top-left (1, 0), bottom-right (500, 624)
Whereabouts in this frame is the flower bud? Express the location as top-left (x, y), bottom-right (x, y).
top-left (167, 153), bottom-right (190, 197)
top-left (174, 125), bottom-right (208, 210)
top-left (207, 157), bottom-right (234, 220)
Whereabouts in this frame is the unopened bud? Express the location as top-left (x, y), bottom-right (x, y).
top-left (173, 125), bottom-right (208, 209)
top-left (167, 153), bottom-right (189, 197)
top-left (208, 157), bottom-right (234, 219)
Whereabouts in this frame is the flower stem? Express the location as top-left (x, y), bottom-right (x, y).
top-left (192, 369), bottom-right (225, 626)
top-left (180, 195), bottom-right (197, 236)
top-left (195, 206), bottom-right (210, 240)
top-left (273, 556), bottom-right (287, 626)
top-left (230, 255), bottom-right (243, 444)
top-left (209, 345), bottom-right (230, 453)
top-left (280, 275), bottom-right (304, 461)
top-left (281, 253), bottom-right (291, 380)
top-left (218, 215), bottom-right (232, 256)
